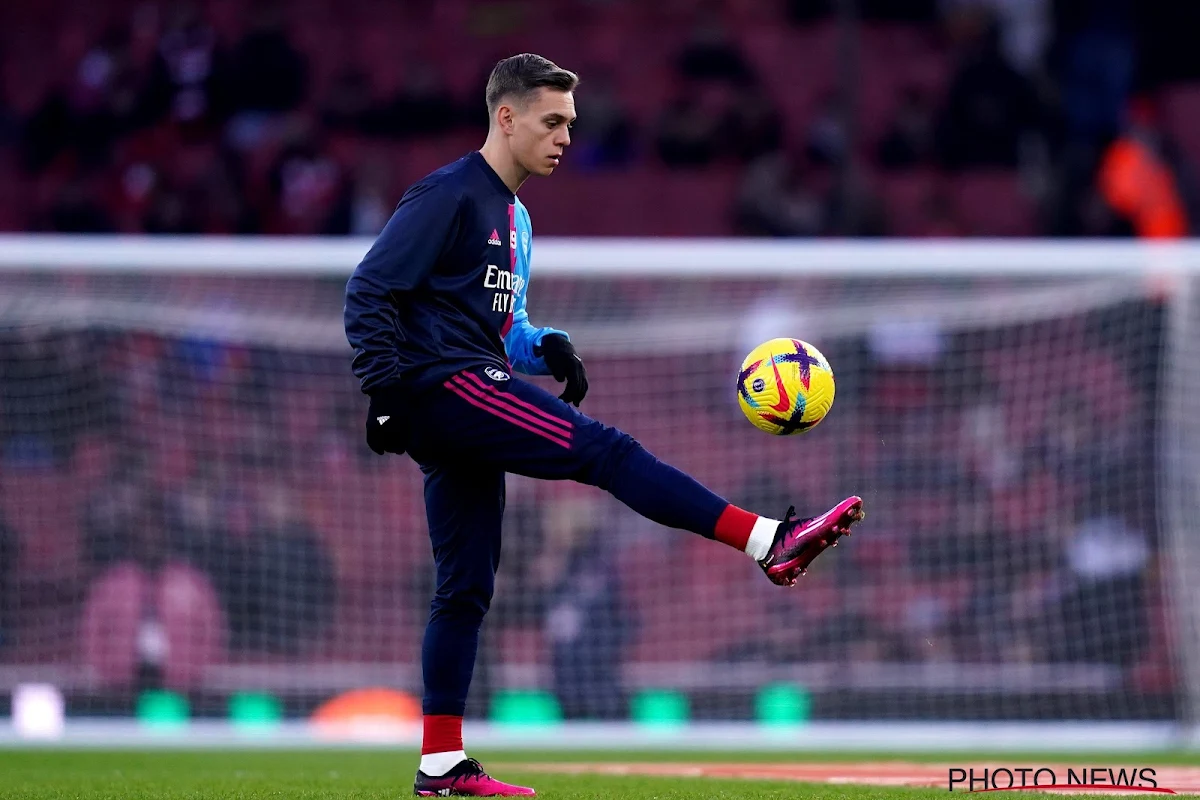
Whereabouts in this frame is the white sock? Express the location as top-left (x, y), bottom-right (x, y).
top-left (420, 750), bottom-right (467, 776)
top-left (746, 517), bottom-right (780, 562)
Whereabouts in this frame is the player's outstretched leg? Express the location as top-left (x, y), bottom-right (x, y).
top-left (583, 437), bottom-right (866, 585)
top-left (424, 368), bottom-right (867, 583)
top-left (407, 367), bottom-right (867, 591)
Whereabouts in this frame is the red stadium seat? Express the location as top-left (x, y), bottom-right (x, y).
top-left (80, 563), bottom-right (145, 688)
top-left (157, 563), bottom-right (227, 691)
top-left (1160, 83), bottom-right (1200, 173)
top-left (0, 469), bottom-right (81, 583)
top-left (876, 169), bottom-right (940, 236)
top-left (950, 170), bottom-right (1036, 236)
top-left (517, 169), bottom-right (738, 236)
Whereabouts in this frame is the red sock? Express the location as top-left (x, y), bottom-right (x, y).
top-left (713, 504), bottom-right (757, 551)
top-left (421, 714), bottom-right (463, 755)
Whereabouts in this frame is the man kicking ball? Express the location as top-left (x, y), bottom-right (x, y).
top-left (344, 53), bottom-right (865, 797)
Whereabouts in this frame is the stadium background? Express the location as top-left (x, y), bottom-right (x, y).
top-left (0, 0), bottom-right (1199, 758)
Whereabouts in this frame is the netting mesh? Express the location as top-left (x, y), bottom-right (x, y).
top-left (0, 267), bottom-right (1178, 721)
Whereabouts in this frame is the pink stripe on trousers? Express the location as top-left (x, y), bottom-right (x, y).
top-left (445, 378), bottom-right (573, 449)
top-left (461, 371), bottom-right (573, 433)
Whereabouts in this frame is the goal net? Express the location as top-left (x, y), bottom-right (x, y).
top-left (0, 239), bottom-right (1193, 729)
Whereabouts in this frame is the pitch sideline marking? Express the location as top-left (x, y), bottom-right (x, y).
top-left (511, 762), bottom-right (1200, 794)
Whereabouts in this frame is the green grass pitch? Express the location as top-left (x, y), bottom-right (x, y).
top-left (2, 749), bottom-right (1198, 799)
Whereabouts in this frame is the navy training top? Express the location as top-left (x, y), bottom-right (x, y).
top-left (344, 151), bottom-right (568, 394)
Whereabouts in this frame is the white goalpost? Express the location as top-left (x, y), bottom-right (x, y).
top-left (0, 236), bottom-right (1197, 750)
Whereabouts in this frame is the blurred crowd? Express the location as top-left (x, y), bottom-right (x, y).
top-left (1, 0), bottom-right (1200, 237)
top-left (0, 275), bottom-right (1170, 715)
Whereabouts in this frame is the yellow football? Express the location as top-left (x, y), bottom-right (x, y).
top-left (736, 338), bottom-right (836, 435)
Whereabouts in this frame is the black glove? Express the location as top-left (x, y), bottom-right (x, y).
top-left (536, 333), bottom-right (588, 407)
top-left (365, 384), bottom-right (407, 456)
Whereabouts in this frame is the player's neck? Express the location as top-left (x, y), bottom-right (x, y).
top-left (478, 139), bottom-right (529, 195)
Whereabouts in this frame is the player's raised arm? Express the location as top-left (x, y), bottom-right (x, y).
top-left (343, 182), bottom-right (460, 394)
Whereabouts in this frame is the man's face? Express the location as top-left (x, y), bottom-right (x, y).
top-left (507, 87), bottom-right (576, 176)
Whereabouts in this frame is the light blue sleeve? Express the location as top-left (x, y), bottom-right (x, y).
top-left (504, 199), bottom-right (569, 375)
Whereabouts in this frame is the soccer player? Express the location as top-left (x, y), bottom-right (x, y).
top-left (344, 54), bottom-right (865, 797)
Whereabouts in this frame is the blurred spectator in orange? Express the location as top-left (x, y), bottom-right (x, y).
top-left (1097, 99), bottom-right (1190, 238)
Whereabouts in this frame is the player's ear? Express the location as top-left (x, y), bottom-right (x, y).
top-left (495, 103), bottom-right (515, 135)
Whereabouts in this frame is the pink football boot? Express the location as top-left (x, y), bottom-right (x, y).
top-left (759, 496), bottom-right (865, 586)
top-left (414, 758), bottom-right (536, 797)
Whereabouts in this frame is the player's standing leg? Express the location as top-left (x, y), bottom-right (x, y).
top-left (414, 463), bottom-right (535, 797)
